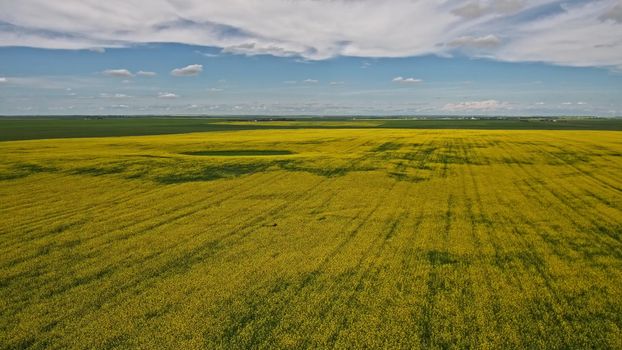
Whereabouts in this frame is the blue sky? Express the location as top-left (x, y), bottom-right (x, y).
top-left (0, 0), bottom-right (621, 116)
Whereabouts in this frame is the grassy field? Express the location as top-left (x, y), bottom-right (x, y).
top-left (1, 124), bottom-right (622, 348)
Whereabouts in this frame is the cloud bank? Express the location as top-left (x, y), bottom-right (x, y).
top-left (442, 100), bottom-right (509, 111)
top-left (0, 1), bottom-right (621, 68)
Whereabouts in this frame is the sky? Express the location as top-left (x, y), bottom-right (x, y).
top-left (0, 0), bottom-right (621, 116)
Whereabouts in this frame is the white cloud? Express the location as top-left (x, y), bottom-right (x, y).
top-left (136, 70), bottom-right (156, 77)
top-left (393, 77), bottom-right (423, 84)
top-left (88, 47), bottom-right (106, 53)
top-left (207, 88), bottom-right (223, 92)
top-left (158, 92), bottom-right (178, 99)
top-left (195, 50), bottom-right (220, 57)
top-left (448, 35), bottom-right (501, 48)
top-left (171, 64), bottom-right (203, 77)
top-left (329, 81), bottom-right (345, 85)
top-left (601, 3), bottom-right (622, 23)
top-left (222, 43), bottom-right (302, 57)
top-left (0, 1), bottom-right (621, 68)
top-left (303, 78), bottom-right (319, 84)
top-left (452, 2), bottom-right (487, 19)
top-left (442, 100), bottom-right (508, 111)
top-left (100, 93), bottom-right (129, 98)
top-left (452, 0), bottom-right (524, 18)
top-left (495, 2), bottom-right (622, 68)
top-left (0, 77), bottom-right (6, 83)
top-left (102, 69), bottom-right (133, 78)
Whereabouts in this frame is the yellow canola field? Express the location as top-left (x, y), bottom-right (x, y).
top-left (1, 128), bottom-right (621, 349)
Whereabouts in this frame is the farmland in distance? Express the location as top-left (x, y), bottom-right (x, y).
top-left (1, 125), bottom-right (621, 348)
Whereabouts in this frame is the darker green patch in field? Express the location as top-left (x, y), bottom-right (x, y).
top-left (41, 320), bottom-right (59, 333)
top-left (0, 163), bottom-right (57, 180)
top-left (245, 193), bottom-right (285, 200)
top-left (71, 165), bottom-right (127, 176)
top-left (276, 159), bottom-right (374, 178)
top-left (372, 142), bottom-right (402, 152)
top-left (0, 172), bottom-right (28, 181)
top-left (388, 172), bottom-right (428, 183)
top-left (435, 150), bottom-right (485, 165)
top-left (48, 221), bottom-right (83, 235)
top-left (44, 266), bottom-right (116, 298)
top-left (546, 150), bottom-right (592, 165)
top-left (181, 149), bottom-right (295, 157)
top-left (144, 304), bottom-right (173, 320)
top-left (427, 250), bottom-right (459, 266)
top-left (66, 156), bottom-right (374, 184)
top-left (499, 157), bottom-right (535, 165)
top-left (397, 146), bottom-right (437, 160)
top-left (14, 163), bottom-right (57, 173)
top-left (102, 334), bottom-right (130, 350)
top-left (592, 223), bottom-right (622, 242)
top-left (127, 154), bottom-right (173, 159)
top-left (282, 164), bottom-right (350, 177)
top-left (394, 146), bottom-right (438, 169)
top-left (156, 162), bottom-right (270, 184)
top-left (420, 252), bottom-right (464, 348)
top-left (494, 250), bottom-right (547, 271)
top-left (293, 139), bottom-right (330, 145)
top-left (12, 337), bottom-right (36, 350)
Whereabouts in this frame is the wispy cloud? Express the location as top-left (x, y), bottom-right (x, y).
top-left (393, 77), bottom-right (423, 84)
top-left (136, 70), bottom-right (156, 77)
top-left (102, 69), bottom-right (133, 78)
top-left (88, 47), bottom-right (106, 53)
top-left (171, 64), bottom-right (203, 77)
top-left (303, 79), bottom-right (319, 84)
top-left (451, 0), bottom-right (523, 19)
top-left (194, 50), bottom-right (220, 57)
top-left (448, 35), bottom-right (501, 49)
top-left (100, 93), bottom-right (130, 98)
top-left (158, 92), bottom-right (178, 99)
